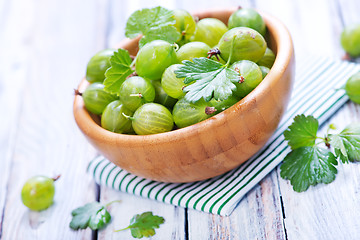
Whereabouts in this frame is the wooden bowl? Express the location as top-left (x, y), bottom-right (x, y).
top-left (73, 7), bottom-right (294, 183)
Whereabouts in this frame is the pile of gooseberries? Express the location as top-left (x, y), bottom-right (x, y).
top-left (78, 7), bottom-right (276, 135)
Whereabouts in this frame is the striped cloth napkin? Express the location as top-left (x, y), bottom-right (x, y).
top-left (87, 56), bottom-right (360, 216)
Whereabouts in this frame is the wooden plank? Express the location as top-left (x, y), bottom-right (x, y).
top-left (0, 0), bottom-right (111, 239)
top-left (258, 0), bottom-right (360, 239)
top-left (98, 1), bottom-right (186, 239)
top-left (98, 188), bottom-right (185, 240)
top-left (183, 0), bottom-right (287, 239)
top-left (0, 0), bottom-right (37, 235)
top-left (0, 16), bottom-right (27, 240)
top-left (278, 104), bottom-right (360, 240)
top-left (187, 170), bottom-right (285, 239)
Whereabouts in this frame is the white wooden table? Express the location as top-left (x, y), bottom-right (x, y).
top-left (1, 0), bottom-right (360, 239)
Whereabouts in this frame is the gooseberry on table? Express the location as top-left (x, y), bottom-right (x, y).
top-left (345, 72), bottom-right (360, 104)
top-left (21, 175), bottom-right (60, 211)
top-left (341, 23), bottom-right (360, 57)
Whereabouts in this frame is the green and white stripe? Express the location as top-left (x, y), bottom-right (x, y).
top-left (88, 56), bottom-right (360, 216)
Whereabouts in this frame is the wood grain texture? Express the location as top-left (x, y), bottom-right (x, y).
top-left (187, 171), bottom-right (286, 239)
top-left (0, 0), bottom-right (29, 234)
top-left (1, 0), bottom-right (360, 239)
top-left (0, 0), bottom-right (111, 239)
top-left (279, 105), bottom-right (360, 240)
top-left (97, 188), bottom-right (186, 240)
top-left (257, 0), bottom-right (360, 239)
top-left (98, 2), bottom-right (187, 239)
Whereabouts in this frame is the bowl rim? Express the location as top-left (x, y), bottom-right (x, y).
top-left (73, 7), bottom-right (294, 146)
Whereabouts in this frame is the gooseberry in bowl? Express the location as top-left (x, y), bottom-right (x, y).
top-left (218, 27), bottom-right (267, 63)
top-left (228, 7), bottom-right (266, 36)
top-left (73, 8), bottom-right (294, 183)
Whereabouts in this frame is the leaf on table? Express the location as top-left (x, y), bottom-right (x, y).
top-left (104, 49), bottom-right (134, 95)
top-left (125, 6), bottom-right (180, 47)
top-left (329, 123), bottom-right (360, 163)
top-left (116, 211), bottom-right (165, 239)
top-left (280, 146), bottom-right (338, 192)
top-left (284, 114), bottom-right (319, 149)
top-left (70, 202), bottom-right (111, 230)
top-left (175, 57), bottom-right (238, 102)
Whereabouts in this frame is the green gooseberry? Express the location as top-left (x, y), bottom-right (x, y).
top-left (230, 60), bottom-right (263, 98)
top-left (176, 41), bottom-right (211, 62)
top-left (21, 175), bottom-right (58, 211)
top-left (191, 18), bottom-right (228, 47)
top-left (341, 23), bottom-right (360, 57)
top-left (151, 80), bottom-right (178, 109)
top-left (129, 103), bottom-right (174, 135)
top-left (218, 27), bottom-right (267, 64)
top-left (80, 83), bottom-right (118, 115)
top-left (173, 98), bottom-right (216, 128)
top-left (119, 76), bottom-right (155, 112)
top-left (173, 9), bottom-right (196, 44)
top-left (101, 100), bottom-right (133, 133)
top-left (345, 72), bottom-right (360, 104)
top-left (228, 8), bottom-right (266, 36)
top-left (86, 49), bottom-right (116, 83)
top-left (259, 66), bottom-right (270, 79)
top-left (135, 40), bottom-right (177, 80)
top-left (257, 48), bottom-right (276, 68)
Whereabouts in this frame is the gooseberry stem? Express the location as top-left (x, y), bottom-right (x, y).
top-left (74, 89), bottom-right (82, 96)
top-left (225, 36), bottom-right (236, 67)
top-left (129, 93), bottom-right (143, 98)
top-left (105, 199), bottom-right (122, 207)
top-left (122, 112), bottom-right (134, 121)
top-left (114, 226), bottom-right (131, 232)
top-left (205, 106), bottom-right (217, 115)
top-left (52, 175), bottom-right (61, 182)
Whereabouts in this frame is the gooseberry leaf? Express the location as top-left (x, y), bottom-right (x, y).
top-left (329, 123), bottom-right (360, 163)
top-left (70, 202), bottom-right (111, 230)
top-left (138, 25), bottom-right (179, 48)
top-left (175, 57), bottom-right (238, 102)
top-left (115, 212), bottom-right (165, 239)
top-left (284, 114), bottom-right (319, 149)
top-left (104, 49), bottom-right (134, 95)
top-left (125, 6), bottom-right (180, 48)
top-left (280, 146), bottom-right (338, 192)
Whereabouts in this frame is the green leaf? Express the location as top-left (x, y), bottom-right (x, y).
top-left (125, 6), bottom-right (180, 47)
top-left (116, 212), bottom-right (165, 239)
top-left (280, 146), bottom-right (338, 192)
top-left (139, 25), bottom-right (180, 48)
top-left (70, 202), bottom-right (111, 230)
top-left (104, 49), bottom-right (134, 95)
top-left (175, 57), bottom-right (238, 102)
top-left (329, 123), bottom-right (360, 163)
top-left (284, 114), bottom-right (319, 149)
